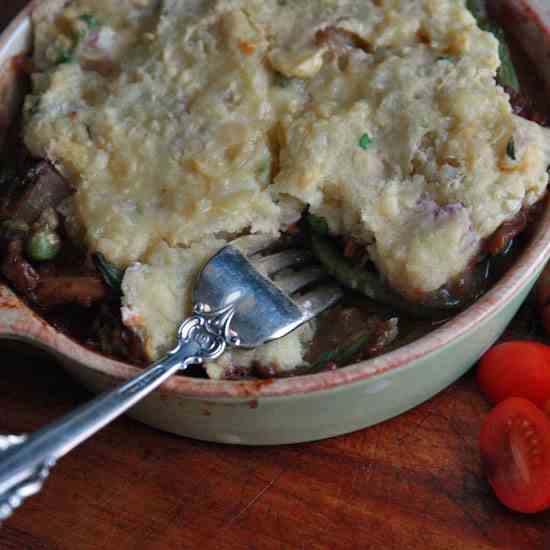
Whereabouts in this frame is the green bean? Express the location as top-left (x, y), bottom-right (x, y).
top-left (1, 219), bottom-right (29, 235)
top-left (466, 0), bottom-right (519, 91)
top-left (466, 0), bottom-right (488, 21)
top-left (307, 216), bottom-right (464, 317)
top-left (309, 225), bottom-right (391, 302)
top-left (93, 252), bottom-right (124, 292)
top-left (307, 214), bottom-right (330, 235)
top-left (307, 215), bottom-right (404, 305)
top-left (493, 26), bottom-right (520, 92)
top-left (309, 332), bottom-right (372, 371)
top-left (26, 230), bottom-right (61, 262)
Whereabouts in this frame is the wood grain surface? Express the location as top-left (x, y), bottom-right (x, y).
top-left (1, 2), bottom-right (550, 549)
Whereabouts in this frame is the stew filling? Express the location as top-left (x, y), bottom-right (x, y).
top-left (0, 0), bottom-right (549, 379)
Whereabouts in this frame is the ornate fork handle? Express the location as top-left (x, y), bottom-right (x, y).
top-left (0, 303), bottom-right (239, 521)
top-left (0, 435), bottom-right (54, 521)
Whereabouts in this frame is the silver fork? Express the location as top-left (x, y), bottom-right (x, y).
top-left (0, 235), bottom-right (342, 520)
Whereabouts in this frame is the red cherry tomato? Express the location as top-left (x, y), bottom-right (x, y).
top-left (477, 341), bottom-right (550, 409)
top-left (480, 398), bottom-right (550, 513)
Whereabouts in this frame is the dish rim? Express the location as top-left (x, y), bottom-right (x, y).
top-left (1, 0), bottom-right (550, 400)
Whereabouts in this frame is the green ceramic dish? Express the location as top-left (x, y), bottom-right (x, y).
top-left (1, 1), bottom-right (550, 445)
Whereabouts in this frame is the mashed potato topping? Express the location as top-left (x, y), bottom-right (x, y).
top-left (24, 0), bottom-right (550, 374)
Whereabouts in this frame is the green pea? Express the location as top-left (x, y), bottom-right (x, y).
top-left (26, 230), bottom-right (61, 262)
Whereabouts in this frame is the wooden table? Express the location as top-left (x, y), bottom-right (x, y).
top-left (2, 2), bottom-right (550, 549)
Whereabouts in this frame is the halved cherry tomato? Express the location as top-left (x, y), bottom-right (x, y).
top-left (477, 341), bottom-right (550, 409)
top-left (480, 398), bottom-right (550, 513)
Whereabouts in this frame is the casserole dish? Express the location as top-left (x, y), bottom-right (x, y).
top-left (1, 0), bottom-right (550, 445)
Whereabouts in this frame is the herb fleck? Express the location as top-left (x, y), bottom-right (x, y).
top-left (29, 97), bottom-right (41, 116)
top-left (79, 14), bottom-right (99, 29)
top-left (257, 159), bottom-right (271, 179)
top-left (55, 15), bottom-right (98, 66)
top-left (56, 49), bottom-right (75, 64)
top-left (359, 133), bottom-right (373, 151)
top-left (274, 72), bottom-right (292, 88)
top-left (506, 138), bottom-right (516, 160)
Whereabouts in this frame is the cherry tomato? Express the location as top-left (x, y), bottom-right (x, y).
top-left (480, 398), bottom-right (550, 513)
top-left (477, 341), bottom-right (550, 409)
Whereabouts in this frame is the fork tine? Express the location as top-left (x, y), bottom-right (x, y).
top-left (294, 283), bottom-right (343, 320)
top-left (231, 234), bottom-right (277, 257)
top-left (273, 267), bottom-right (326, 294)
top-left (254, 249), bottom-right (313, 276)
